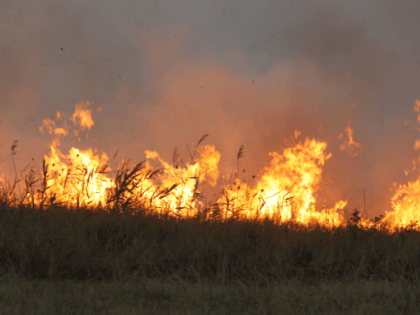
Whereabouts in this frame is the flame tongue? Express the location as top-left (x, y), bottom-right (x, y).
top-left (5, 100), bottom-right (351, 228)
top-left (5, 99), bottom-right (420, 232)
top-left (43, 147), bottom-right (113, 207)
top-left (17, 99), bottom-right (420, 232)
top-left (142, 144), bottom-right (221, 214)
top-left (379, 100), bottom-right (420, 230)
top-left (217, 137), bottom-right (346, 228)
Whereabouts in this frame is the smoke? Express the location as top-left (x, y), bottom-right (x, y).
top-left (1, 0), bottom-right (420, 218)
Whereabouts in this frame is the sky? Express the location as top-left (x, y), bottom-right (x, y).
top-left (1, 0), bottom-right (420, 218)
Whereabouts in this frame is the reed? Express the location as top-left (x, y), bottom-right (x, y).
top-left (0, 139), bottom-right (419, 288)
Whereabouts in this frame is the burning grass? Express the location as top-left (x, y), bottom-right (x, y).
top-left (1, 135), bottom-right (419, 286)
top-left (5, 101), bottom-right (415, 230)
top-left (3, 101), bottom-right (420, 313)
top-left (2, 140), bottom-right (420, 313)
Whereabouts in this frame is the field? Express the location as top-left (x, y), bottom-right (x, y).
top-left (0, 202), bottom-right (419, 314)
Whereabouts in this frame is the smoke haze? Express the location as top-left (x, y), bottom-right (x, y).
top-left (1, 0), bottom-right (420, 218)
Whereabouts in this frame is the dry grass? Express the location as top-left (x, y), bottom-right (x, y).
top-left (1, 272), bottom-right (419, 314)
top-left (1, 141), bottom-right (420, 313)
top-left (0, 204), bottom-right (419, 285)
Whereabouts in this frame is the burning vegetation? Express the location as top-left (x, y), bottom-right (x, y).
top-left (1, 100), bottom-right (420, 286)
top-left (3, 102), bottom-right (352, 227)
top-left (2, 100), bottom-right (419, 231)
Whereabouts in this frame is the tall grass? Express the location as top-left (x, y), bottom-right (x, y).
top-left (0, 140), bottom-right (419, 287)
top-left (1, 202), bottom-right (420, 286)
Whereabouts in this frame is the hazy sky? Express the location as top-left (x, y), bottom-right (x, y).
top-left (1, 0), bottom-right (420, 218)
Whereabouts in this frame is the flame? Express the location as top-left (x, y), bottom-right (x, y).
top-left (217, 137), bottom-right (346, 228)
top-left (39, 146), bottom-right (114, 207)
top-left (27, 101), bottom-right (111, 207)
top-left (26, 102), bottom-right (224, 215)
top-left (6, 99), bottom-right (420, 232)
top-left (70, 101), bottom-right (94, 131)
top-left (384, 181), bottom-right (420, 227)
top-left (338, 119), bottom-right (361, 156)
top-left (138, 145), bottom-right (221, 215)
top-left (27, 101), bottom-right (350, 227)
top-left (382, 100), bottom-right (420, 229)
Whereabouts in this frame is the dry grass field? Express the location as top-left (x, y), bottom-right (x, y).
top-left (0, 203), bottom-right (419, 314)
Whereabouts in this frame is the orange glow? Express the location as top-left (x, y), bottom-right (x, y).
top-left (70, 101), bottom-right (94, 130)
top-left (38, 118), bottom-right (56, 135)
top-left (139, 144), bottom-right (221, 215)
top-left (38, 145), bottom-right (114, 207)
top-left (5, 99), bottom-right (420, 233)
top-left (382, 100), bottom-right (420, 230)
top-left (338, 119), bottom-right (361, 156)
top-left (384, 180), bottom-right (420, 227)
top-left (216, 136), bottom-right (346, 228)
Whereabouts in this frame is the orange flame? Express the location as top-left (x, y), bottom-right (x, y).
top-left (383, 100), bottom-right (420, 229)
top-left (338, 119), bottom-right (361, 156)
top-left (385, 181), bottom-right (420, 227)
top-left (2, 101), bottom-right (350, 228)
top-left (39, 146), bottom-right (114, 207)
top-left (217, 137), bottom-right (346, 228)
top-left (70, 101), bottom-right (94, 131)
top-left (7, 99), bottom-right (420, 232)
top-left (138, 145), bottom-right (221, 215)
top-left (31, 101), bottom-right (350, 227)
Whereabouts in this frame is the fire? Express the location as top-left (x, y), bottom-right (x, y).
top-left (382, 100), bottom-right (420, 229)
top-left (70, 100), bottom-right (95, 131)
top-left (24, 101), bottom-right (350, 227)
top-left (4, 99), bottom-right (420, 232)
top-left (30, 101), bottom-right (114, 207)
top-left (217, 134), bottom-right (346, 228)
top-left (384, 181), bottom-right (420, 227)
top-left (139, 144), bottom-right (221, 215)
top-left (338, 119), bottom-right (361, 156)
top-left (30, 103), bottom-right (223, 214)
top-left (39, 147), bottom-right (113, 207)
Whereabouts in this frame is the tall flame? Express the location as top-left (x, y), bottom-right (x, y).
top-left (382, 100), bottom-right (420, 229)
top-left (217, 135), bottom-right (346, 228)
top-left (5, 99), bottom-right (420, 232)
